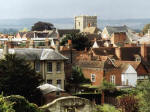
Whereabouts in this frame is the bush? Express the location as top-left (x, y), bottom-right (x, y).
top-left (0, 95), bottom-right (43, 112)
top-left (94, 104), bottom-right (121, 112)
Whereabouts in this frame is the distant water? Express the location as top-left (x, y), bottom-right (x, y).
top-left (0, 18), bottom-right (150, 33)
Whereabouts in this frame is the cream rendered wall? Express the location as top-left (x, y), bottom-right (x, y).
top-left (44, 61), bottom-right (65, 89)
top-left (121, 65), bottom-right (137, 87)
top-left (29, 60), bottom-right (65, 89)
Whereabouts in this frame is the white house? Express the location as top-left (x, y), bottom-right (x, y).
top-left (121, 64), bottom-right (137, 87)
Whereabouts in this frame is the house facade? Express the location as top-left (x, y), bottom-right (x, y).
top-left (0, 46), bottom-right (68, 89)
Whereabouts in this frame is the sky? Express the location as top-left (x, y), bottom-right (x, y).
top-left (0, 0), bottom-right (150, 20)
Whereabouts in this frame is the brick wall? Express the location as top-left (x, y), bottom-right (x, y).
top-left (82, 67), bottom-right (104, 86)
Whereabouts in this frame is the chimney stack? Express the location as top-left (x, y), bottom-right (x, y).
top-left (68, 40), bottom-right (72, 49)
top-left (29, 40), bottom-right (35, 48)
top-left (148, 29), bottom-right (150, 37)
top-left (26, 39), bottom-right (30, 48)
top-left (45, 38), bottom-right (50, 48)
top-left (55, 40), bottom-right (60, 52)
top-left (115, 47), bottom-right (122, 60)
top-left (141, 44), bottom-right (147, 62)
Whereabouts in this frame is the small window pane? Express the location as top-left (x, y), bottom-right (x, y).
top-left (47, 79), bottom-right (52, 84)
top-left (91, 74), bottom-right (96, 82)
top-left (47, 62), bottom-right (52, 72)
top-left (56, 62), bottom-right (61, 72)
top-left (57, 80), bottom-right (61, 88)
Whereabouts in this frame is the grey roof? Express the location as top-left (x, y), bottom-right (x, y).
top-left (106, 25), bottom-right (132, 35)
top-left (0, 48), bottom-right (68, 61)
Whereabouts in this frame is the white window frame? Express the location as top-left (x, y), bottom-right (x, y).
top-left (110, 75), bottom-right (115, 84)
top-left (91, 74), bottom-right (96, 82)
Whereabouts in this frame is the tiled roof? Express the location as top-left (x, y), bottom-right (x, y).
top-left (83, 27), bottom-right (102, 34)
top-left (77, 59), bottom-right (116, 70)
top-left (57, 29), bottom-right (80, 37)
top-left (92, 48), bottom-right (116, 56)
top-left (0, 48), bottom-right (68, 61)
top-left (115, 61), bottom-right (140, 70)
top-left (120, 47), bottom-right (140, 61)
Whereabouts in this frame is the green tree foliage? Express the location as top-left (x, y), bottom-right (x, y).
top-left (67, 66), bottom-right (91, 92)
top-left (0, 54), bottom-right (43, 105)
top-left (31, 21), bottom-right (55, 31)
top-left (136, 80), bottom-right (150, 112)
top-left (142, 23), bottom-right (150, 34)
top-left (94, 104), bottom-right (121, 112)
top-left (98, 80), bottom-right (116, 92)
top-left (60, 33), bottom-right (92, 51)
top-left (0, 94), bottom-right (15, 112)
top-left (0, 95), bottom-right (43, 112)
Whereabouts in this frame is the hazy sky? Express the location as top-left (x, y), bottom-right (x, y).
top-left (0, 0), bottom-right (150, 19)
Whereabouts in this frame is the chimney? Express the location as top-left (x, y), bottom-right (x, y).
top-left (115, 47), bottom-right (122, 60)
top-left (29, 40), bottom-right (35, 48)
top-left (8, 41), bottom-right (14, 48)
top-left (3, 41), bottom-right (9, 58)
top-left (26, 39), bottom-right (30, 48)
top-left (148, 29), bottom-right (150, 37)
top-left (85, 48), bottom-right (87, 52)
top-left (55, 40), bottom-right (60, 52)
top-left (68, 40), bottom-right (72, 49)
top-left (141, 44), bottom-right (147, 62)
top-left (45, 38), bottom-right (50, 48)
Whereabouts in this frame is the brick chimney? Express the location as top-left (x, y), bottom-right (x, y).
top-left (45, 38), bottom-right (50, 48)
top-left (8, 41), bottom-right (14, 48)
top-left (68, 40), bottom-right (72, 49)
top-left (115, 47), bottom-right (122, 60)
top-left (26, 39), bottom-right (30, 48)
top-left (29, 40), bottom-right (35, 48)
top-left (141, 44), bottom-right (147, 62)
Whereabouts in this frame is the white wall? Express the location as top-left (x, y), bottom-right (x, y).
top-left (121, 65), bottom-right (137, 87)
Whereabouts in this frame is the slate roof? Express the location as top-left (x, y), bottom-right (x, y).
top-left (106, 25), bottom-right (129, 35)
top-left (17, 30), bottom-right (58, 39)
top-left (0, 48), bottom-right (68, 61)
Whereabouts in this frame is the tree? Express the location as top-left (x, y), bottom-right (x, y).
top-left (136, 80), bottom-right (150, 112)
top-left (31, 21), bottom-right (55, 31)
top-left (0, 94), bottom-right (15, 112)
top-left (98, 80), bottom-right (116, 105)
top-left (60, 33), bottom-right (92, 51)
top-left (0, 95), bottom-right (43, 112)
top-left (0, 54), bottom-right (43, 105)
top-left (67, 66), bottom-right (91, 92)
top-left (94, 104), bottom-right (121, 112)
top-left (142, 23), bottom-right (150, 34)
